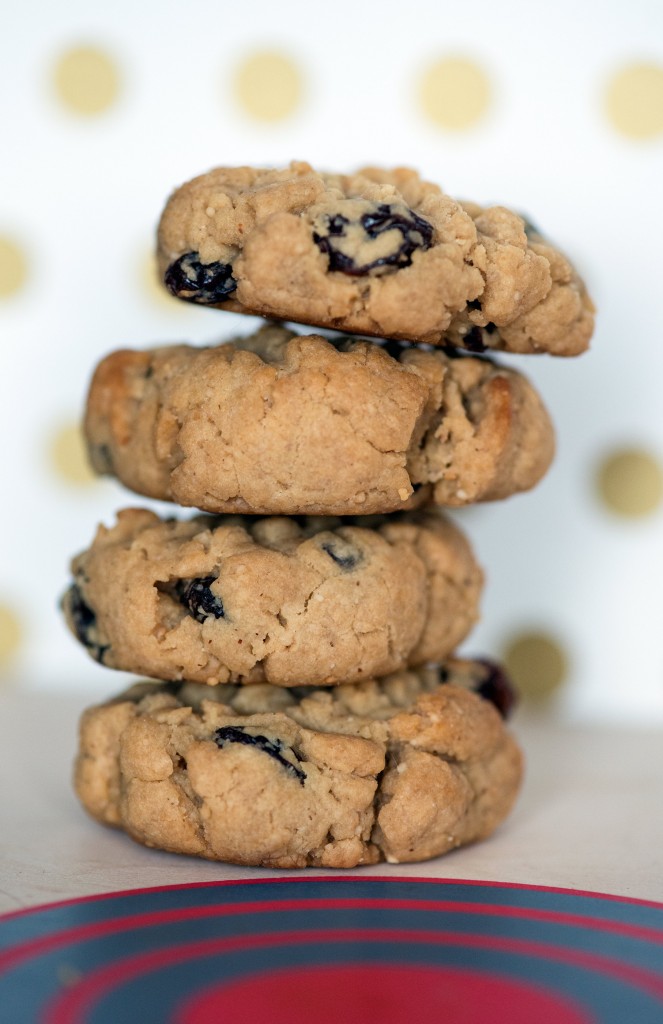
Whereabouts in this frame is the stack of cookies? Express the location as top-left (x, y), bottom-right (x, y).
top-left (62, 163), bottom-right (593, 868)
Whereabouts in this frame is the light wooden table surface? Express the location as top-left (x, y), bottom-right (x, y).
top-left (1, 691), bottom-right (661, 914)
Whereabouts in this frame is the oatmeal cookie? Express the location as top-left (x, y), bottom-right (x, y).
top-left (62, 508), bottom-right (482, 687)
top-left (74, 659), bottom-right (522, 867)
top-left (157, 162), bottom-right (593, 354)
top-left (85, 325), bottom-right (555, 515)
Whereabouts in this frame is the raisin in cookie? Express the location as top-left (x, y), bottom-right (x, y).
top-left (62, 508), bottom-right (482, 687)
top-left (157, 161), bottom-right (593, 355)
top-left (74, 659), bottom-right (522, 868)
top-left (85, 325), bottom-right (554, 516)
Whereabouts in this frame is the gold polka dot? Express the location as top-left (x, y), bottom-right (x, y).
top-left (0, 604), bottom-right (23, 670)
top-left (596, 447), bottom-right (663, 517)
top-left (502, 630), bottom-right (569, 702)
top-left (49, 422), bottom-right (97, 485)
top-left (53, 46), bottom-right (120, 116)
top-left (605, 62), bottom-right (663, 139)
top-left (418, 56), bottom-right (491, 130)
top-left (0, 235), bottom-right (28, 299)
top-left (233, 50), bottom-right (302, 122)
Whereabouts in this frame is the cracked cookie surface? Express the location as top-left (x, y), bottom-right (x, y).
top-left (62, 508), bottom-right (483, 687)
top-left (85, 325), bottom-right (555, 515)
top-left (157, 162), bottom-right (594, 355)
top-left (74, 659), bottom-right (523, 867)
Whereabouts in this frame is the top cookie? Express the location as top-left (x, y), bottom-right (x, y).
top-left (157, 162), bottom-right (594, 355)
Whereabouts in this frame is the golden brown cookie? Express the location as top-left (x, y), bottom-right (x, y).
top-left (85, 325), bottom-right (555, 515)
top-left (157, 162), bottom-right (593, 355)
top-left (74, 659), bottom-right (523, 867)
top-left (62, 508), bottom-right (483, 687)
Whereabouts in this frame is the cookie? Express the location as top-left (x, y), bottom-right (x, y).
top-left (74, 658), bottom-right (523, 867)
top-left (85, 325), bottom-right (555, 515)
top-left (156, 161), bottom-right (594, 355)
top-left (62, 508), bottom-right (483, 687)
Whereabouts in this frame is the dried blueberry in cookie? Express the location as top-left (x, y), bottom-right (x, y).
top-left (62, 584), bottom-right (109, 663)
top-left (312, 200), bottom-right (433, 276)
top-left (174, 576), bottom-right (225, 623)
top-left (463, 322), bottom-right (498, 354)
top-left (320, 538), bottom-right (362, 570)
top-left (463, 327), bottom-right (487, 353)
top-left (89, 443), bottom-right (114, 474)
top-left (164, 252), bottom-right (236, 303)
top-left (433, 657), bottom-right (517, 717)
top-left (475, 659), bottom-right (517, 718)
top-left (214, 726), bottom-right (306, 784)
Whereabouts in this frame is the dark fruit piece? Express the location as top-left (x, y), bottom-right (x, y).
top-left (463, 322), bottom-right (497, 353)
top-left (214, 725), bottom-right (306, 784)
top-left (91, 443), bottom-right (113, 473)
top-left (62, 584), bottom-right (109, 663)
top-left (164, 252), bottom-right (236, 303)
top-left (464, 327), bottom-right (487, 353)
top-left (321, 540), bottom-right (361, 570)
top-left (437, 659), bottom-right (517, 718)
top-left (174, 576), bottom-right (225, 624)
top-left (314, 202), bottom-right (433, 276)
top-left (475, 659), bottom-right (518, 718)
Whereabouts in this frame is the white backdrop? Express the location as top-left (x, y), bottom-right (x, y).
top-left (1, 0), bottom-right (663, 722)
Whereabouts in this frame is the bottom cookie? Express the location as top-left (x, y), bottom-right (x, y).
top-left (75, 659), bottom-right (523, 868)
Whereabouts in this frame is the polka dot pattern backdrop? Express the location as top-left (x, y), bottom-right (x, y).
top-left (1, 0), bottom-right (662, 723)
top-left (52, 46), bottom-right (121, 116)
